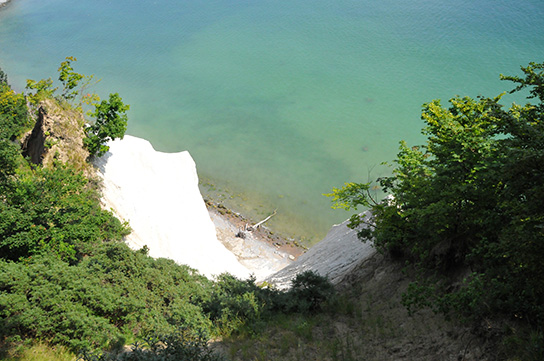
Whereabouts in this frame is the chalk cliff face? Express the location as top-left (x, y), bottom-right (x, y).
top-left (94, 135), bottom-right (374, 285)
top-left (94, 135), bottom-right (251, 279)
top-left (266, 213), bottom-right (376, 289)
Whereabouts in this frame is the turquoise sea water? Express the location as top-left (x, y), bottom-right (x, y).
top-left (1, 0), bottom-right (543, 243)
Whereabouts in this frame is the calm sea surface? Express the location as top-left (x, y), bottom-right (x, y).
top-left (1, 0), bottom-right (543, 243)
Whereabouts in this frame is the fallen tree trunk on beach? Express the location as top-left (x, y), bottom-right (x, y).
top-left (248, 209), bottom-right (277, 231)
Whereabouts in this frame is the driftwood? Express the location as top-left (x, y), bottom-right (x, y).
top-left (248, 209), bottom-right (277, 231)
top-left (235, 210), bottom-right (277, 238)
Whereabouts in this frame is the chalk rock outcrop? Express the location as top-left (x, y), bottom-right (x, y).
top-left (266, 213), bottom-right (376, 289)
top-left (94, 135), bottom-right (251, 279)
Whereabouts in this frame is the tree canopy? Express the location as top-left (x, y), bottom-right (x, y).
top-left (83, 92), bottom-right (129, 158)
top-left (328, 62), bottom-right (544, 329)
top-left (24, 56), bottom-right (129, 158)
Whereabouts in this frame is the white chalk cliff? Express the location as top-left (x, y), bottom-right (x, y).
top-left (95, 135), bottom-right (376, 286)
top-left (94, 135), bottom-right (251, 279)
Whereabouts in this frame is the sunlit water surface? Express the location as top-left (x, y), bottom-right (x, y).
top-left (1, 0), bottom-right (542, 243)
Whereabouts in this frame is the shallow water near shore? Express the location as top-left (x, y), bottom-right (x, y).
top-left (1, 0), bottom-right (543, 244)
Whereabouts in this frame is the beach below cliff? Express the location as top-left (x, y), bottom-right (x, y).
top-left (206, 199), bottom-right (305, 281)
top-left (95, 135), bottom-right (304, 282)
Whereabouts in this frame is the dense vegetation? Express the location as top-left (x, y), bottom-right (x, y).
top-left (0, 63), bottom-right (335, 360)
top-left (329, 62), bottom-right (544, 357)
top-left (8, 57), bottom-right (543, 360)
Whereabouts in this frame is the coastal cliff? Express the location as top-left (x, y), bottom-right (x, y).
top-left (93, 135), bottom-right (376, 285)
top-left (94, 135), bottom-right (302, 281)
top-left (94, 135), bottom-right (251, 279)
top-left (88, 136), bottom-right (489, 359)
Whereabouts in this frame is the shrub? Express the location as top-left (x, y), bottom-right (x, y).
top-left (0, 163), bottom-right (130, 262)
top-left (288, 271), bottom-right (335, 313)
top-left (78, 328), bottom-right (225, 361)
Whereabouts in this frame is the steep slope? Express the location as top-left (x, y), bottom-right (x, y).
top-left (22, 99), bottom-right (89, 172)
top-left (266, 213), bottom-right (376, 289)
top-left (94, 135), bottom-right (251, 279)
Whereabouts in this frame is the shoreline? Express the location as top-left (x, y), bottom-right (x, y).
top-left (96, 135), bottom-right (306, 281)
top-left (205, 199), bottom-right (306, 280)
top-left (198, 176), bottom-right (330, 247)
top-left (205, 199), bottom-right (305, 257)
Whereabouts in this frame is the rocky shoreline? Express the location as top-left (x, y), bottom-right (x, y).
top-left (206, 200), bottom-right (304, 256)
top-left (205, 199), bottom-right (304, 281)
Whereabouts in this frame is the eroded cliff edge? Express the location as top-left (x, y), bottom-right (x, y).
top-left (94, 135), bottom-right (251, 279)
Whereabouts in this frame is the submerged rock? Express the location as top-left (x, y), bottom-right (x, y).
top-left (94, 135), bottom-right (251, 279)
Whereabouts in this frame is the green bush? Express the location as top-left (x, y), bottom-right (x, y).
top-left (0, 80), bottom-right (31, 140)
top-left (84, 93), bottom-right (129, 158)
top-left (0, 163), bottom-right (130, 262)
top-left (0, 244), bottom-right (215, 352)
top-left (0, 67), bottom-right (7, 85)
top-left (78, 328), bottom-right (225, 361)
top-left (288, 271), bottom-right (335, 314)
top-left (204, 274), bottom-right (266, 335)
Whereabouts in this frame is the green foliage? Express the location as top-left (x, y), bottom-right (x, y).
top-left (324, 182), bottom-right (374, 211)
top-left (84, 93), bottom-right (129, 158)
top-left (329, 62), bottom-right (544, 329)
top-left (0, 139), bottom-right (19, 188)
top-left (0, 254), bottom-right (121, 351)
top-left (79, 328), bottom-right (225, 361)
top-left (204, 271), bottom-right (335, 337)
top-left (204, 274), bottom-right (267, 336)
top-left (0, 68), bottom-right (7, 85)
top-left (289, 271), bottom-right (335, 314)
top-left (26, 57), bottom-right (97, 107)
top-left (0, 163), bottom-right (130, 262)
top-left (0, 80), bottom-right (31, 140)
top-left (26, 78), bottom-right (57, 105)
top-left (0, 244), bottom-right (213, 352)
top-left (58, 56), bottom-right (85, 101)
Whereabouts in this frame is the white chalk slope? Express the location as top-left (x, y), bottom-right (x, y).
top-left (95, 135), bottom-right (251, 279)
top-left (266, 213), bottom-right (376, 289)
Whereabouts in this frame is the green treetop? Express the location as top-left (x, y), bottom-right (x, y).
top-left (328, 62), bottom-right (544, 328)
